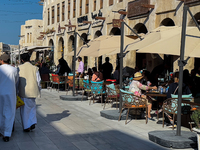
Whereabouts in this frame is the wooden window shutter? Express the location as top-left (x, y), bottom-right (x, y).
top-left (57, 4), bottom-right (60, 22)
top-left (94, 0), bottom-right (96, 11)
top-left (109, 0), bottom-right (113, 6)
top-left (52, 6), bottom-right (54, 24)
top-left (80, 0), bottom-right (82, 16)
top-left (62, 1), bottom-right (65, 21)
top-left (68, 0), bottom-right (70, 19)
top-left (85, 0), bottom-right (89, 14)
top-left (48, 8), bottom-right (50, 25)
top-left (73, 0), bottom-right (76, 18)
top-left (100, 0), bottom-right (103, 9)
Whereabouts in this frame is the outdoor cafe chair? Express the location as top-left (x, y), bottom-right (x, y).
top-left (41, 74), bottom-right (50, 89)
top-left (118, 89), bottom-right (148, 125)
top-left (82, 80), bottom-right (91, 101)
top-left (90, 81), bottom-right (105, 105)
top-left (162, 97), bottom-right (195, 130)
top-left (51, 74), bottom-right (66, 92)
top-left (104, 84), bottom-right (120, 109)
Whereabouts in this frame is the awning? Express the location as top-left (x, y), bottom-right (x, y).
top-left (66, 35), bottom-right (135, 57)
top-left (124, 26), bottom-right (200, 58)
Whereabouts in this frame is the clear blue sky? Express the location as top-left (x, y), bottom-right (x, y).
top-left (0, 0), bottom-right (43, 45)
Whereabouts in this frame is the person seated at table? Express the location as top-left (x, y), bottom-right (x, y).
top-left (129, 72), bottom-right (157, 120)
top-left (113, 65), bottom-right (120, 84)
top-left (167, 72), bottom-right (191, 98)
top-left (86, 68), bottom-right (93, 80)
top-left (91, 67), bottom-right (103, 82)
top-left (56, 57), bottom-right (71, 76)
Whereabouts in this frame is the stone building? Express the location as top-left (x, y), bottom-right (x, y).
top-left (38, 0), bottom-right (200, 73)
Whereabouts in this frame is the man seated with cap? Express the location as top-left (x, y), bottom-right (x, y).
top-left (129, 72), bottom-right (157, 120)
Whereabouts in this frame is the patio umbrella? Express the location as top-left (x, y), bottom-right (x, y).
top-left (67, 35), bottom-right (134, 57)
top-left (130, 26), bottom-right (200, 57)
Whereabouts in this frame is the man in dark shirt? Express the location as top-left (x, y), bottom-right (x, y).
top-left (102, 57), bottom-right (113, 80)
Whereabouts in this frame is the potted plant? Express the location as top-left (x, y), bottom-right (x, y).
top-left (191, 109), bottom-right (200, 129)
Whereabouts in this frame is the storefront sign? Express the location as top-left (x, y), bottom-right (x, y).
top-left (113, 19), bottom-right (123, 28)
top-left (77, 16), bottom-right (88, 23)
top-left (185, 0), bottom-right (200, 4)
top-left (127, 0), bottom-right (150, 18)
top-left (3, 44), bottom-right (10, 52)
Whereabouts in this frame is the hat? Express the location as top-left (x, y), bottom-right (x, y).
top-left (0, 53), bottom-right (10, 62)
top-left (133, 72), bottom-right (143, 80)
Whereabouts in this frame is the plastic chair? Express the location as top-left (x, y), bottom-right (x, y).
top-left (118, 89), bottom-right (148, 125)
top-left (51, 74), bottom-right (66, 92)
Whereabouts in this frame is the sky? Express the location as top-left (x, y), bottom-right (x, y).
top-left (0, 0), bottom-right (43, 45)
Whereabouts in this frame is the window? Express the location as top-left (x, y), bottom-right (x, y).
top-left (100, 0), bottom-right (103, 9)
top-left (68, 0), bottom-right (70, 19)
top-left (57, 4), bottom-right (60, 22)
top-left (85, 0), bottom-right (89, 14)
top-left (52, 6), bottom-right (55, 24)
top-left (62, 1), bottom-right (65, 21)
top-left (109, 0), bottom-right (113, 6)
top-left (73, 0), bottom-right (76, 18)
top-left (48, 8), bottom-right (50, 25)
top-left (94, 0), bottom-right (96, 11)
top-left (80, 0), bottom-right (82, 16)
top-left (27, 33), bottom-right (29, 43)
top-left (30, 33), bottom-right (32, 43)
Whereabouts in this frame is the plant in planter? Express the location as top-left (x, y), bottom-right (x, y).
top-left (191, 109), bottom-right (200, 129)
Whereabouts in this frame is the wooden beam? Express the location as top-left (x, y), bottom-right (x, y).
top-left (18, 35), bottom-right (25, 37)
top-left (40, 32), bottom-right (46, 34)
top-left (141, 4), bottom-right (155, 9)
top-left (95, 16), bottom-right (106, 20)
top-left (60, 27), bottom-right (66, 29)
top-left (82, 21), bottom-right (92, 24)
top-left (177, 0), bottom-right (184, 1)
top-left (65, 24), bottom-right (76, 27)
top-left (118, 11), bottom-right (128, 15)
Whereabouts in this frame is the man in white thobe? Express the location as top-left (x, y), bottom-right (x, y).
top-left (0, 53), bottom-right (19, 142)
top-left (18, 53), bottom-right (41, 132)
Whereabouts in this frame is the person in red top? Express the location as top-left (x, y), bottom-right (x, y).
top-left (91, 67), bottom-right (103, 82)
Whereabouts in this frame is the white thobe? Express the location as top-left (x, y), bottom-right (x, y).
top-left (0, 64), bottom-right (18, 137)
top-left (20, 71), bottom-right (41, 129)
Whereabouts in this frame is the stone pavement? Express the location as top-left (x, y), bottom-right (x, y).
top-left (0, 89), bottom-right (196, 150)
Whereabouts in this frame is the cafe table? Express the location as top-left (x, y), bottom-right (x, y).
top-left (145, 91), bottom-right (167, 119)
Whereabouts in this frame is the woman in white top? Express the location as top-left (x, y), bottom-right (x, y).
top-left (129, 72), bottom-right (157, 119)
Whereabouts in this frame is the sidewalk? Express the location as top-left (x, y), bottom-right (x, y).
top-left (0, 89), bottom-right (195, 150)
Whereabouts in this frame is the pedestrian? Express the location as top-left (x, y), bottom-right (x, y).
top-left (0, 53), bottom-right (19, 142)
top-left (18, 53), bottom-right (41, 132)
top-left (77, 57), bottom-right (84, 75)
top-left (102, 57), bottom-right (113, 80)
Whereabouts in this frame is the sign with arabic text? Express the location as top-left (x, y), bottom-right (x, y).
top-left (113, 19), bottom-right (123, 28)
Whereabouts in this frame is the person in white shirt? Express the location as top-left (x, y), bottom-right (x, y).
top-left (0, 53), bottom-right (19, 142)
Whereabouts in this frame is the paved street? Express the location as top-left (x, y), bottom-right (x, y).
top-left (0, 89), bottom-right (196, 150)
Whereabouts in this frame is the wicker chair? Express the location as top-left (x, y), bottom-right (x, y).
top-left (82, 80), bottom-right (91, 101)
top-left (162, 98), bottom-right (193, 130)
top-left (104, 85), bottom-right (120, 109)
top-left (90, 81), bottom-right (105, 105)
top-left (118, 89), bottom-right (148, 125)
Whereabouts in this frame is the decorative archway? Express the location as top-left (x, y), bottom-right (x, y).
top-left (94, 30), bottom-right (102, 39)
top-left (160, 18), bottom-right (175, 26)
top-left (133, 23), bottom-right (148, 34)
top-left (58, 37), bottom-right (64, 58)
top-left (48, 39), bottom-right (54, 63)
top-left (109, 27), bottom-right (121, 35)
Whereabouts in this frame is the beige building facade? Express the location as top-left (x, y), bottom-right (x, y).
top-left (36, 0), bottom-right (200, 72)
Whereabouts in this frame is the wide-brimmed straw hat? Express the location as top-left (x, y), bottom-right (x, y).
top-left (133, 72), bottom-right (143, 80)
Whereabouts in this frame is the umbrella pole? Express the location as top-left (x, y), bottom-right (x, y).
top-left (176, 5), bottom-right (188, 136)
top-left (73, 32), bottom-right (77, 96)
top-left (18, 45), bottom-right (20, 65)
top-left (119, 21), bottom-right (124, 112)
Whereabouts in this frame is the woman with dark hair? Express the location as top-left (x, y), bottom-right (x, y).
top-left (56, 57), bottom-right (71, 76)
top-left (91, 67), bottom-right (103, 82)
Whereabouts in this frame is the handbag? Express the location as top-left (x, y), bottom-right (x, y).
top-left (16, 96), bottom-right (25, 109)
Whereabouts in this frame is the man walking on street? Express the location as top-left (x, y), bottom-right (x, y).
top-left (18, 53), bottom-right (41, 132)
top-left (0, 53), bottom-right (19, 142)
top-left (77, 57), bottom-right (84, 75)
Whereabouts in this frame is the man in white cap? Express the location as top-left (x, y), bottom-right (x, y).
top-left (0, 53), bottom-right (19, 142)
top-left (18, 53), bottom-right (41, 132)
